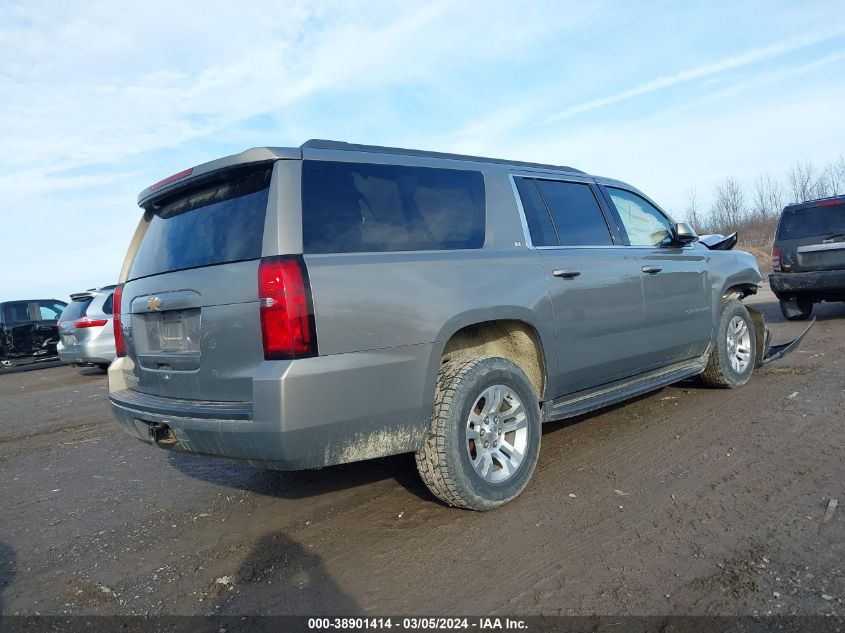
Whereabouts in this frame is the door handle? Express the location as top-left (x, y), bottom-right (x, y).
top-left (641, 265), bottom-right (662, 274)
top-left (553, 269), bottom-right (581, 279)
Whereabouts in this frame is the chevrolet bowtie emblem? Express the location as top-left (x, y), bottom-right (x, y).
top-left (147, 296), bottom-right (163, 312)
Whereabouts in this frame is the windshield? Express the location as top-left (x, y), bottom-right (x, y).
top-left (777, 203), bottom-right (845, 240)
top-left (129, 166), bottom-right (272, 280)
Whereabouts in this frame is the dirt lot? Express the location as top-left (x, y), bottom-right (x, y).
top-left (0, 287), bottom-right (842, 617)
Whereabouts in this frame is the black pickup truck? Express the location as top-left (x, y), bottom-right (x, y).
top-left (0, 299), bottom-right (67, 367)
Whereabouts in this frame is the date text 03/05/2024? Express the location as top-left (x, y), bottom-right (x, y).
top-left (307, 617), bottom-right (528, 630)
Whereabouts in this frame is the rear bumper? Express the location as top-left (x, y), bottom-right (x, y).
top-left (108, 343), bottom-right (436, 470)
top-left (58, 338), bottom-right (115, 365)
top-left (769, 270), bottom-right (845, 296)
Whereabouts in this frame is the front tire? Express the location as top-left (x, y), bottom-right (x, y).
top-left (700, 299), bottom-right (756, 389)
top-left (415, 357), bottom-right (542, 511)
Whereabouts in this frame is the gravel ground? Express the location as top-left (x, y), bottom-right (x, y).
top-left (0, 287), bottom-right (842, 616)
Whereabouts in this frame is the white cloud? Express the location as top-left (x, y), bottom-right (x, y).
top-left (1, 1), bottom-right (843, 301)
top-left (0, 1), bottom-right (595, 175)
top-left (542, 28), bottom-right (845, 123)
top-left (509, 88), bottom-right (845, 215)
top-left (0, 0), bottom-right (599, 299)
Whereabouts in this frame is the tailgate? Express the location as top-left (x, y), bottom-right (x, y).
top-left (121, 164), bottom-right (273, 403)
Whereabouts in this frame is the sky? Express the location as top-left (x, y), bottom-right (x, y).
top-left (2, 0), bottom-right (844, 301)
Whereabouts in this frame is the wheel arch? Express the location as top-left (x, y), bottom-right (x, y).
top-left (423, 309), bottom-right (554, 414)
top-left (708, 251), bottom-right (763, 334)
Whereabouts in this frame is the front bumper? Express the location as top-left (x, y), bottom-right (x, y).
top-left (745, 306), bottom-right (815, 368)
top-left (769, 269), bottom-right (845, 296)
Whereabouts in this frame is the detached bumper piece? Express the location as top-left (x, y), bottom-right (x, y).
top-left (746, 306), bottom-right (816, 368)
top-left (759, 318), bottom-right (815, 366)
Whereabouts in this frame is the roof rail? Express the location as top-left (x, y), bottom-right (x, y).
top-left (301, 139), bottom-right (584, 174)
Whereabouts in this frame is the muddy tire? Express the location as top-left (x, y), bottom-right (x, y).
top-left (700, 299), bottom-right (757, 389)
top-left (779, 296), bottom-right (813, 321)
top-left (415, 357), bottom-right (541, 511)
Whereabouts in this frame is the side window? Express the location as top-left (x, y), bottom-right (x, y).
top-left (514, 177), bottom-right (558, 246)
top-left (4, 302), bottom-right (32, 323)
top-left (605, 188), bottom-right (673, 247)
top-left (38, 302), bottom-right (64, 321)
top-left (302, 161), bottom-right (485, 253)
top-left (535, 180), bottom-right (613, 246)
top-left (101, 293), bottom-right (114, 315)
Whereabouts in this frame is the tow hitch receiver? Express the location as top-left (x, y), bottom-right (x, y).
top-left (147, 423), bottom-right (177, 445)
top-left (747, 307), bottom-right (816, 368)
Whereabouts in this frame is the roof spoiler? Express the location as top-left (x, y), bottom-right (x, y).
top-left (137, 146), bottom-right (301, 207)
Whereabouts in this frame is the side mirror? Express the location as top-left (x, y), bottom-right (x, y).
top-left (673, 222), bottom-right (699, 245)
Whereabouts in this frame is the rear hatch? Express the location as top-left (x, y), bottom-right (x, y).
top-left (58, 294), bottom-right (94, 347)
top-left (776, 199), bottom-right (845, 273)
top-left (121, 164), bottom-right (273, 402)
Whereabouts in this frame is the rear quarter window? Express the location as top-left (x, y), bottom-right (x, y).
top-left (129, 166), bottom-right (271, 280)
top-left (101, 293), bottom-right (114, 315)
top-left (3, 302), bottom-right (33, 324)
top-left (302, 160), bottom-right (486, 253)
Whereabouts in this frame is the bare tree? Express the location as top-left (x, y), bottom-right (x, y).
top-left (751, 174), bottom-right (783, 220)
top-left (836, 156), bottom-right (845, 193)
top-left (710, 176), bottom-right (746, 231)
top-left (820, 156), bottom-right (845, 196)
top-left (683, 187), bottom-right (705, 233)
top-left (814, 171), bottom-right (832, 199)
top-left (787, 161), bottom-right (818, 203)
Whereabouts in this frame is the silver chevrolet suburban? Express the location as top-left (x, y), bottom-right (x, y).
top-left (109, 140), bottom-right (810, 510)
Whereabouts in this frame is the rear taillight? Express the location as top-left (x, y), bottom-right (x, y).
top-left (258, 256), bottom-right (317, 360)
top-left (113, 285), bottom-right (125, 357)
top-left (772, 246), bottom-right (781, 272)
top-left (74, 317), bottom-right (108, 329)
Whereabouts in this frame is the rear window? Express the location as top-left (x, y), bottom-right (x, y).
top-left (302, 160), bottom-right (485, 253)
top-left (129, 167), bottom-right (271, 280)
top-left (777, 203), bottom-right (845, 240)
top-left (59, 298), bottom-right (92, 322)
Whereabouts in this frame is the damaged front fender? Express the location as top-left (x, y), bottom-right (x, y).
top-left (747, 306), bottom-right (816, 367)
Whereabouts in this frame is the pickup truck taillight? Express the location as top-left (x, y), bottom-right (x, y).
top-left (258, 256), bottom-right (317, 360)
top-left (74, 317), bottom-right (108, 329)
top-left (113, 285), bottom-right (126, 357)
top-left (772, 246), bottom-right (782, 272)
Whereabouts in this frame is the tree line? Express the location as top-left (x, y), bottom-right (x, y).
top-left (682, 156), bottom-right (845, 235)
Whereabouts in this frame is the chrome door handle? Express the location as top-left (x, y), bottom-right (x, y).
top-left (553, 269), bottom-right (581, 279)
top-left (641, 266), bottom-right (662, 274)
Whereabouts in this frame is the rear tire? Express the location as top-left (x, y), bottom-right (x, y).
top-left (779, 296), bottom-right (813, 321)
top-left (415, 357), bottom-right (541, 511)
top-left (700, 299), bottom-right (756, 389)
